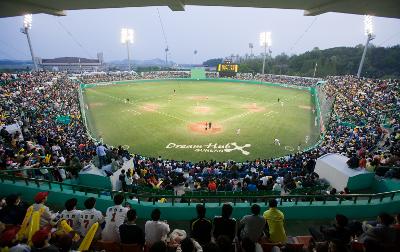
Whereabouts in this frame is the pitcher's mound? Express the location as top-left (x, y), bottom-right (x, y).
top-left (243, 103), bottom-right (265, 112)
top-left (194, 106), bottom-right (211, 114)
top-left (142, 103), bottom-right (160, 112)
top-left (188, 122), bottom-right (223, 135)
top-left (188, 96), bottom-right (209, 101)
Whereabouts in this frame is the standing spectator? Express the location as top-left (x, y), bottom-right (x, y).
top-left (119, 209), bottom-right (145, 246)
top-left (119, 169), bottom-right (127, 191)
top-left (190, 204), bottom-right (212, 246)
top-left (101, 193), bottom-right (128, 242)
top-left (59, 198), bottom-right (81, 232)
top-left (145, 208), bottom-right (170, 246)
top-left (79, 197), bottom-right (104, 238)
top-left (96, 143), bottom-right (107, 168)
top-left (213, 203), bottom-right (236, 242)
top-left (238, 204), bottom-right (265, 242)
top-left (263, 199), bottom-right (287, 243)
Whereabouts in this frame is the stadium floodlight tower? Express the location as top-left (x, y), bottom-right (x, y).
top-left (249, 43), bottom-right (254, 58)
top-left (121, 28), bottom-right (134, 71)
top-left (21, 14), bottom-right (38, 71)
top-left (357, 15), bottom-right (375, 78)
top-left (259, 32), bottom-right (272, 75)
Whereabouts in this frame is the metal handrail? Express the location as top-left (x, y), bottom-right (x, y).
top-left (1, 174), bottom-right (399, 207)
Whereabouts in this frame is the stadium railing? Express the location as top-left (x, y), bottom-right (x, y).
top-left (1, 170), bottom-right (399, 207)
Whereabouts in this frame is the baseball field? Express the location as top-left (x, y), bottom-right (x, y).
top-left (82, 80), bottom-right (320, 161)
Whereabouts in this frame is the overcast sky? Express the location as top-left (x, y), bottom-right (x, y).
top-left (0, 6), bottom-right (400, 63)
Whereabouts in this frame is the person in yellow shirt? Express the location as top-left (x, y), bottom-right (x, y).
top-left (263, 199), bottom-right (287, 243)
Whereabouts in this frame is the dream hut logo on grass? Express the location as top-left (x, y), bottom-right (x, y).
top-left (165, 142), bottom-right (251, 155)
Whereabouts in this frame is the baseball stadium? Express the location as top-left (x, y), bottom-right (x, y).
top-left (0, 1), bottom-right (400, 252)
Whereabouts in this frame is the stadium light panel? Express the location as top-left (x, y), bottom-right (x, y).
top-left (121, 28), bottom-right (134, 44)
top-left (23, 14), bottom-right (32, 29)
top-left (259, 32), bottom-right (272, 47)
top-left (364, 15), bottom-right (373, 35)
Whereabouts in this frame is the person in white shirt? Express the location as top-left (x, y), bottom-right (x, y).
top-left (274, 138), bottom-right (281, 146)
top-left (79, 197), bottom-right (104, 238)
top-left (101, 193), bottom-right (128, 242)
top-left (272, 182), bottom-right (282, 191)
top-left (59, 198), bottom-right (81, 232)
top-left (145, 208), bottom-right (170, 246)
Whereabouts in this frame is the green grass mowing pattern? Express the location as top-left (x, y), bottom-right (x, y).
top-left (83, 80), bottom-right (320, 161)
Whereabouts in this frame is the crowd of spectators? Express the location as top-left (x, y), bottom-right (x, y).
top-left (0, 70), bottom-right (400, 251)
top-left (1, 71), bottom-right (399, 196)
top-left (78, 71), bottom-right (190, 84)
top-left (1, 192), bottom-right (399, 251)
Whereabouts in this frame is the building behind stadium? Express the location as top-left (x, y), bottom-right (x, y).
top-left (37, 52), bottom-right (104, 73)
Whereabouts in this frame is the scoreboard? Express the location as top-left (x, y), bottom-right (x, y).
top-left (217, 62), bottom-right (238, 77)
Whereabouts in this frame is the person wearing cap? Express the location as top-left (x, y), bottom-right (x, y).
top-left (0, 226), bottom-right (20, 249)
top-left (31, 229), bottom-right (58, 252)
top-left (30, 192), bottom-right (53, 228)
top-left (0, 194), bottom-right (28, 225)
top-left (59, 198), bottom-right (81, 232)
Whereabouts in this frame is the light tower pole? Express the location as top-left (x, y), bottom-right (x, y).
top-left (259, 32), bottom-right (272, 75)
top-left (165, 47), bottom-right (169, 66)
top-left (121, 28), bottom-right (134, 71)
top-left (193, 50), bottom-right (197, 66)
top-left (249, 43), bottom-right (253, 58)
top-left (21, 14), bottom-right (38, 71)
top-left (357, 15), bottom-right (375, 78)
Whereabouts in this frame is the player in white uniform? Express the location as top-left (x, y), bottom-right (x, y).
top-left (305, 135), bottom-right (310, 144)
top-left (274, 138), bottom-right (281, 146)
top-left (79, 197), bottom-right (104, 238)
top-left (59, 198), bottom-right (81, 232)
top-left (236, 128), bottom-right (241, 135)
top-left (101, 193), bottom-right (128, 242)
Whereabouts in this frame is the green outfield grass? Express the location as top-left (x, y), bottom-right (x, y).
top-left (82, 80), bottom-right (320, 161)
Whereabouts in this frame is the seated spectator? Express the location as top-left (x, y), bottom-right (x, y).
top-left (263, 199), bottom-right (287, 243)
top-left (59, 198), bottom-right (81, 231)
top-left (240, 237), bottom-right (263, 252)
top-left (177, 237), bottom-right (204, 252)
top-left (216, 235), bottom-right (234, 252)
top-left (149, 241), bottom-right (167, 252)
top-left (238, 204), bottom-right (265, 242)
top-left (393, 213), bottom-right (400, 230)
top-left (0, 226), bottom-right (21, 250)
top-left (360, 212), bottom-right (398, 251)
top-left (119, 209), bottom-right (145, 245)
top-left (101, 193), bottom-right (128, 242)
top-left (0, 194), bottom-right (28, 225)
top-left (54, 233), bottom-right (76, 252)
top-left (213, 203), bottom-right (236, 242)
top-left (31, 229), bottom-right (59, 252)
top-left (190, 204), bottom-right (212, 246)
top-left (30, 192), bottom-right (54, 228)
top-left (309, 214), bottom-right (351, 248)
top-left (145, 208), bottom-right (170, 246)
top-left (79, 197), bottom-right (104, 238)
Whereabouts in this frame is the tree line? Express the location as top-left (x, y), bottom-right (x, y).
top-left (203, 45), bottom-right (400, 78)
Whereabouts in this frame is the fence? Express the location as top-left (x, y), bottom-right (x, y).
top-left (1, 172), bottom-right (400, 220)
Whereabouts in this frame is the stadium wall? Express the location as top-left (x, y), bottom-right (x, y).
top-left (1, 179), bottom-right (399, 221)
